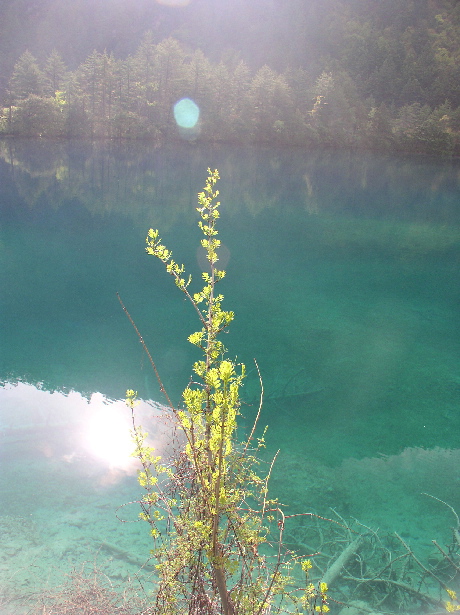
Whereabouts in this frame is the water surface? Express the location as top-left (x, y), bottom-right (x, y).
top-left (1, 139), bottom-right (459, 609)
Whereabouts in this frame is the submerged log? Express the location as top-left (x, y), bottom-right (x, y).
top-left (99, 540), bottom-right (154, 570)
top-left (321, 535), bottom-right (363, 587)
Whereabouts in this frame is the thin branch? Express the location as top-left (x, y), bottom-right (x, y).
top-left (255, 507), bottom-right (286, 615)
top-left (261, 449), bottom-right (280, 520)
top-left (243, 359), bottom-right (264, 455)
top-left (432, 540), bottom-right (460, 574)
top-left (422, 493), bottom-right (460, 529)
top-left (342, 575), bottom-right (445, 608)
top-left (395, 532), bottom-right (448, 590)
top-left (284, 512), bottom-right (358, 533)
top-left (116, 292), bottom-right (174, 411)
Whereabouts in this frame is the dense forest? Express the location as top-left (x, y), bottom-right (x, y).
top-left (1, 0), bottom-right (459, 154)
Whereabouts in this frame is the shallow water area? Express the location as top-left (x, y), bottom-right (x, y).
top-left (0, 383), bottom-right (170, 609)
top-left (1, 139), bottom-right (460, 612)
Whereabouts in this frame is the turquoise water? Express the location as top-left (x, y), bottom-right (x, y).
top-left (1, 139), bottom-right (460, 612)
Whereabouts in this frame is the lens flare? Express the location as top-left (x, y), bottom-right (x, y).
top-left (173, 98), bottom-right (200, 128)
top-left (173, 98), bottom-right (201, 140)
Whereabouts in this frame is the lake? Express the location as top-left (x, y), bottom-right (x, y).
top-left (1, 139), bottom-right (460, 612)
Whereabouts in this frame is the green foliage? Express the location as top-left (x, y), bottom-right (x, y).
top-left (126, 169), bottom-right (330, 615)
top-left (9, 94), bottom-right (65, 137)
top-left (3, 1), bottom-right (460, 153)
top-left (43, 50), bottom-right (68, 97)
top-left (9, 51), bottom-right (46, 101)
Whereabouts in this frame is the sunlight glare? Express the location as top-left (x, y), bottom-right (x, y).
top-left (156, 0), bottom-right (191, 6)
top-left (86, 403), bottom-right (134, 468)
top-left (0, 382), bottom-right (173, 475)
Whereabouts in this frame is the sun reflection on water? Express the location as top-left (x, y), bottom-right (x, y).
top-left (85, 394), bottom-right (135, 468)
top-left (0, 382), bottom-right (172, 474)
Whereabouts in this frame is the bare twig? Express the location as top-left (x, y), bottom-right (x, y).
top-left (261, 449), bottom-right (280, 520)
top-left (242, 359), bottom-right (264, 455)
top-left (117, 292), bottom-right (174, 411)
top-left (422, 493), bottom-right (460, 530)
top-left (395, 532), bottom-right (448, 590)
top-left (432, 540), bottom-right (460, 574)
top-left (342, 575), bottom-right (445, 608)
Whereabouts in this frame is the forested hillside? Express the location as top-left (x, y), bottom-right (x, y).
top-left (1, 0), bottom-right (459, 154)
